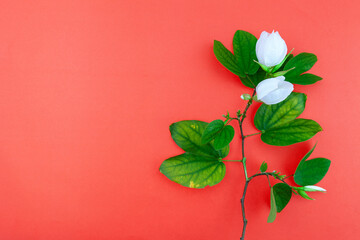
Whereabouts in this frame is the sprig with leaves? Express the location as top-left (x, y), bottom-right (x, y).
top-left (159, 30), bottom-right (330, 239)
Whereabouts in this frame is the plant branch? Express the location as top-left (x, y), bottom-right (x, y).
top-left (240, 171), bottom-right (292, 240)
top-left (238, 89), bottom-right (256, 240)
top-left (238, 90), bottom-right (293, 240)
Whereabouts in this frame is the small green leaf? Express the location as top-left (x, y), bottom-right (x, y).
top-left (294, 158), bottom-right (331, 186)
top-left (170, 120), bottom-right (220, 157)
top-left (260, 161), bottom-right (268, 172)
top-left (213, 40), bottom-right (243, 76)
top-left (233, 30), bottom-right (259, 76)
top-left (267, 188), bottom-right (277, 223)
top-left (254, 92), bottom-right (307, 130)
top-left (260, 119), bottom-right (322, 146)
top-left (160, 153), bottom-right (226, 189)
top-left (213, 125), bottom-right (235, 150)
top-left (271, 67), bottom-right (295, 77)
top-left (217, 145), bottom-right (230, 158)
top-left (297, 189), bottom-right (314, 200)
top-left (273, 183), bottom-right (292, 213)
top-left (239, 76), bottom-right (255, 88)
top-left (254, 60), bottom-right (271, 73)
top-left (286, 73), bottom-right (322, 85)
top-left (201, 120), bottom-right (224, 144)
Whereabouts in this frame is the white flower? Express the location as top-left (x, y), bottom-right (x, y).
top-left (256, 30), bottom-right (287, 67)
top-left (256, 76), bottom-right (293, 105)
top-left (303, 185), bottom-right (327, 192)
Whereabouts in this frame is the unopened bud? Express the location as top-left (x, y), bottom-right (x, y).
top-left (303, 185), bottom-right (326, 192)
top-left (241, 94), bottom-right (251, 100)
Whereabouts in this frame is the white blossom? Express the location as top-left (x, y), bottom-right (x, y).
top-left (256, 30), bottom-right (287, 67)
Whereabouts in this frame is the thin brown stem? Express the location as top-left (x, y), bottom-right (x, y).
top-left (239, 89), bottom-right (256, 240)
top-left (240, 172), bottom-right (292, 240)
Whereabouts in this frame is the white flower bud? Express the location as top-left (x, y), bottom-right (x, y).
top-left (256, 76), bottom-right (293, 105)
top-left (256, 30), bottom-right (287, 67)
top-left (303, 185), bottom-right (326, 192)
top-left (241, 94), bottom-right (251, 100)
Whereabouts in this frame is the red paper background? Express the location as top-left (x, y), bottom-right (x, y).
top-left (0, 1), bottom-right (359, 239)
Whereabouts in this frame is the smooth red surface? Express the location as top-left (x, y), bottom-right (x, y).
top-left (0, 1), bottom-right (359, 239)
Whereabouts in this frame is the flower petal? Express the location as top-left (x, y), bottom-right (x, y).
top-left (256, 77), bottom-right (283, 100)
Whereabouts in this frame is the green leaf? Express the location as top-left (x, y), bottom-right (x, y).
top-left (267, 188), bottom-right (277, 223)
top-left (297, 189), bottom-right (314, 200)
top-left (201, 119), bottom-right (224, 144)
top-left (255, 60), bottom-right (271, 73)
top-left (170, 120), bottom-right (220, 157)
top-left (260, 161), bottom-right (268, 172)
top-left (213, 125), bottom-right (235, 150)
top-left (286, 73), bottom-right (322, 85)
top-left (273, 183), bottom-right (292, 213)
top-left (254, 92), bottom-right (307, 130)
top-left (271, 67), bottom-right (295, 77)
top-left (233, 30), bottom-right (259, 76)
top-left (160, 153), bottom-right (226, 189)
top-left (217, 145), bottom-right (230, 158)
top-left (240, 68), bottom-right (266, 88)
top-left (239, 76), bottom-right (255, 88)
top-left (297, 144), bottom-right (317, 168)
top-left (255, 92), bottom-right (322, 146)
top-left (260, 119), bottom-right (322, 146)
top-left (294, 158), bottom-right (331, 186)
top-left (283, 53), bottom-right (321, 85)
top-left (213, 40), bottom-right (243, 76)
top-left (284, 53), bottom-right (317, 77)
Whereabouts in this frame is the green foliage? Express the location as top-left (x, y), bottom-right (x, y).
top-left (294, 145), bottom-right (331, 186)
top-left (297, 189), bottom-right (314, 200)
top-left (160, 153), bottom-right (226, 189)
top-left (161, 30), bottom-right (331, 232)
top-left (255, 92), bottom-right (306, 130)
top-left (217, 144), bottom-right (230, 158)
top-left (214, 125), bottom-right (235, 150)
top-left (272, 171), bottom-right (286, 181)
top-left (254, 92), bottom-right (322, 146)
top-left (268, 183), bottom-right (292, 223)
top-left (273, 183), bottom-right (292, 213)
top-left (233, 30), bottom-right (259, 76)
top-left (240, 68), bottom-right (266, 88)
top-left (213, 40), bottom-right (243, 76)
top-left (201, 119), bottom-right (224, 144)
top-left (283, 53), bottom-right (322, 85)
top-left (260, 119), bottom-right (322, 146)
top-left (267, 188), bottom-right (277, 223)
top-left (170, 120), bottom-right (220, 157)
top-left (214, 30), bottom-right (260, 88)
top-left (260, 161), bottom-right (268, 172)
top-left (289, 73), bottom-right (323, 85)
top-left (161, 120), bottom-right (229, 188)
